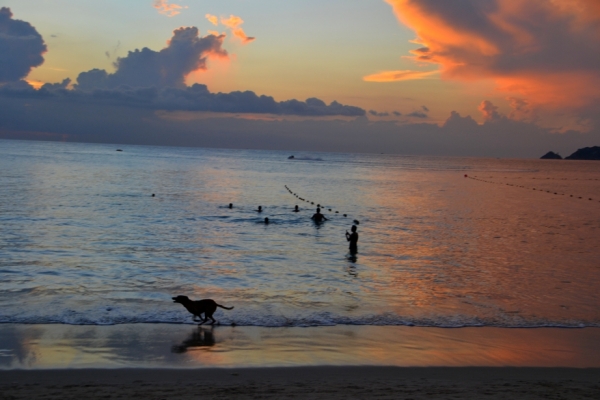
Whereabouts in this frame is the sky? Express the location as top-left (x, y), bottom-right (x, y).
top-left (1, 0), bottom-right (599, 157)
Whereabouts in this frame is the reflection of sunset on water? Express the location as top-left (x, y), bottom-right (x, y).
top-left (355, 160), bottom-right (600, 326)
top-left (2, 325), bottom-right (600, 368)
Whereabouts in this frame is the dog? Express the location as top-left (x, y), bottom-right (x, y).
top-left (172, 295), bottom-right (234, 325)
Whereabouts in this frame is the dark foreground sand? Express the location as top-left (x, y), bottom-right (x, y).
top-left (1, 367), bottom-right (599, 399)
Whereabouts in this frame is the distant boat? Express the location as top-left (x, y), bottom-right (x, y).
top-left (288, 155), bottom-right (295, 159)
top-left (116, 149), bottom-right (123, 152)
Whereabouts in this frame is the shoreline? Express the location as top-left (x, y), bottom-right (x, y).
top-left (1, 324), bottom-right (600, 369)
top-left (2, 324), bottom-right (599, 398)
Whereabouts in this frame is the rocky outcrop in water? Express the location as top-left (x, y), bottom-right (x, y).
top-left (540, 151), bottom-right (562, 159)
top-left (565, 146), bottom-right (600, 160)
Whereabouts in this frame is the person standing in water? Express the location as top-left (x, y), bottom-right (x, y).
top-left (346, 225), bottom-right (358, 253)
top-left (311, 207), bottom-right (328, 222)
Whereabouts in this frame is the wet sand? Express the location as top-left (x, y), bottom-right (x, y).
top-left (1, 367), bottom-right (599, 399)
top-left (1, 325), bottom-right (599, 398)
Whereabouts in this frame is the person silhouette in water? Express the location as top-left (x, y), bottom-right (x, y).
top-left (311, 207), bottom-right (328, 223)
top-left (346, 225), bottom-right (358, 253)
top-left (293, 205), bottom-right (300, 212)
top-left (256, 206), bottom-right (263, 213)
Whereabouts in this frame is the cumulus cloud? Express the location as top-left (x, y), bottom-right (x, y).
top-left (383, 0), bottom-right (600, 114)
top-left (75, 27), bottom-right (227, 90)
top-left (153, 0), bottom-right (186, 17)
top-left (0, 7), bottom-right (47, 83)
top-left (363, 69), bottom-right (437, 82)
top-left (478, 100), bottom-right (502, 122)
top-left (1, 80), bottom-right (365, 117)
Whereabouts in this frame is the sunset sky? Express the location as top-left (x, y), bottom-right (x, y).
top-left (1, 0), bottom-right (599, 156)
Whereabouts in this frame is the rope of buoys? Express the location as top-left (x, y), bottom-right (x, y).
top-left (284, 185), bottom-right (358, 223)
top-left (464, 175), bottom-right (598, 202)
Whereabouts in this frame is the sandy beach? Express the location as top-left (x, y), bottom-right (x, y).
top-left (1, 366), bottom-right (599, 399)
top-left (1, 325), bottom-right (600, 398)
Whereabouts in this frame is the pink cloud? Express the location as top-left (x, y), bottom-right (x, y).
top-left (383, 0), bottom-right (600, 122)
top-left (220, 15), bottom-right (255, 44)
top-left (153, 0), bottom-right (186, 17)
top-left (363, 70), bottom-right (438, 82)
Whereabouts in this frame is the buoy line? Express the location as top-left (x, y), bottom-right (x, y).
top-left (284, 185), bottom-right (356, 221)
top-left (463, 175), bottom-right (598, 203)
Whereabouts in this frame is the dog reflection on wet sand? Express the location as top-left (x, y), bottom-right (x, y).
top-left (172, 295), bottom-right (234, 325)
top-left (172, 327), bottom-right (215, 353)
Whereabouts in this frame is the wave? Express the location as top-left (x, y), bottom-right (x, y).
top-left (0, 311), bottom-right (597, 328)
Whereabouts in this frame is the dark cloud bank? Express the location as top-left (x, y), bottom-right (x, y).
top-left (0, 7), bottom-right (46, 82)
top-left (1, 7), bottom-right (598, 157)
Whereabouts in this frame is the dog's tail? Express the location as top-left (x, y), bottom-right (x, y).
top-left (216, 304), bottom-right (234, 310)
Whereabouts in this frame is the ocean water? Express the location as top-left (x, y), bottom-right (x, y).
top-left (1, 139), bottom-right (599, 328)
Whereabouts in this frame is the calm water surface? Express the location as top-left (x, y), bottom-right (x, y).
top-left (1, 139), bottom-right (599, 327)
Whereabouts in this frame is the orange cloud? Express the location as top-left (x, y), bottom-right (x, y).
top-left (220, 15), bottom-right (255, 44)
top-left (205, 14), bottom-right (218, 26)
top-left (153, 0), bottom-right (186, 17)
top-left (363, 70), bottom-right (438, 82)
top-left (384, 0), bottom-right (600, 116)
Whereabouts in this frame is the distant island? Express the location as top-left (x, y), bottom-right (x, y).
top-left (540, 151), bottom-right (562, 159)
top-left (541, 146), bottom-right (600, 160)
top-left (565, 146), bottom-right (600, 160)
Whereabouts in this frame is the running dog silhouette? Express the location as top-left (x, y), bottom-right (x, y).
top-left (172, 295), bottom-right (234, 325)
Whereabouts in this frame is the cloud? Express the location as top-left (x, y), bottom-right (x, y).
top-left (2, 90), bottom-right (597, 157)
top-left (1, 80), bottom-right (365, 117)
top-left (363, 69), bottom-right (438, 82)
top-left (205, 14), bottom-right (219, 26)
top-left (203, 14), bottom-right (254, 44)
top-left (384, 0), bottom-right (600, 115)
top-left (75, 27), bottom-right (227, 90)
top-left (369, 110), bottom-right (390, 117)
top-left (220, 15), bottom-right (255, 44)
top-left (0, 7), bottom-right (47, 83)
top-left (507, 96), bottom-right (535, 121)
top-left (478, 100), bottom-right (502, 122)
top-left (407, 111), bottom-right (428, 118)
top-left (153, 0), bottom-right (186, 17)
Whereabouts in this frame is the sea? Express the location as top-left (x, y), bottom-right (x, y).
top-left (1, 139), bottom-right (599, 329)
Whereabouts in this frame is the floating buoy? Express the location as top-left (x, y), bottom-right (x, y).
top-left (464, 174), bottom-right (468, 178)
